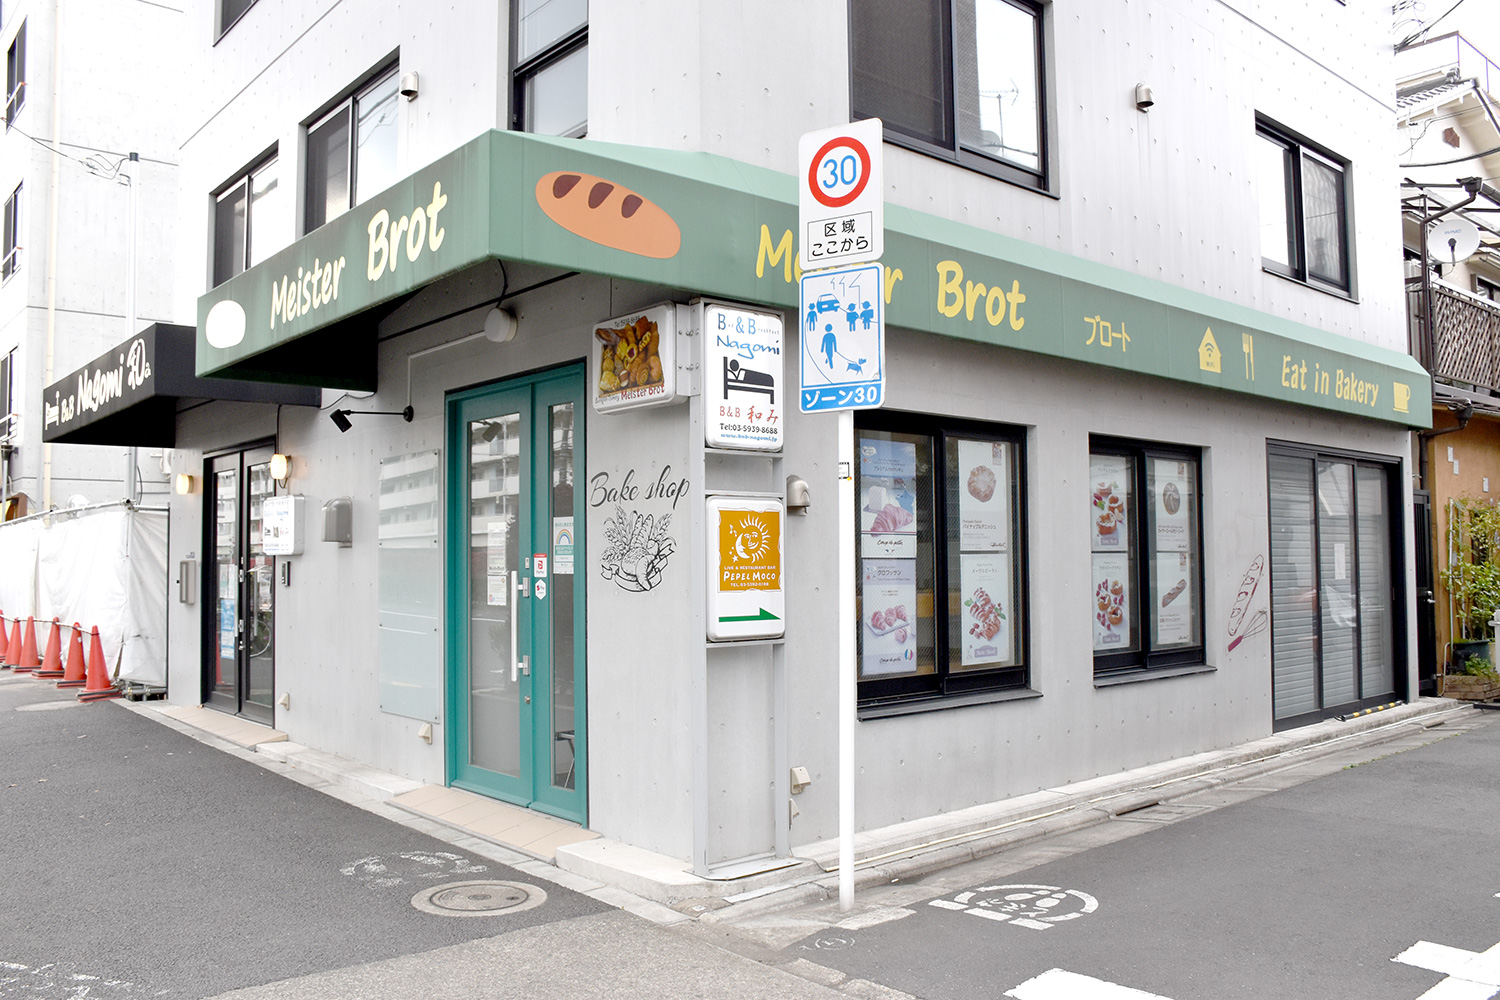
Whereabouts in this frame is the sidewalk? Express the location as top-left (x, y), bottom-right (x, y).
top-left (126, 695), bottom-right (1473, 925)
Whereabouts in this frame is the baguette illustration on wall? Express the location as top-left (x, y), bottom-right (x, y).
top-left (1226, 554), bottom-right (1268, 651)
top-left (536, 171), bottom-right (682, 259)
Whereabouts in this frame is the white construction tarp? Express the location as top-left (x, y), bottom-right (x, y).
top-left (5, 505), bottom-right (169, 686)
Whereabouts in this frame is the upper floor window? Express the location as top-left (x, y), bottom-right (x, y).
top-left (218, 0), bottom-right (257, 38)
top-left (512, 0), bottom-right (586, 137)
top-left (5, 20), bottom-right (23, 127)
top-left (305, 65), bottom-right (400, 234)
top-left (851, 0), bottom-right (1046, 191)
top-left (1256, 119), bottom-right (1352, 294)
top-left (214, 154), bottom-right (284, 287)
top-left (3, 182), bottom-right (18, 281)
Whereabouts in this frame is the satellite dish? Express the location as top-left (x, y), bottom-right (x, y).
top-left (1427, 216), bottom-right (1481, 264)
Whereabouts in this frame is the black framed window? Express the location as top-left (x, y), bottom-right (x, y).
top-left (305, 64), bottom-right (400, 233)
top-left (5, 20), bottom-right (23, 127)
top-left (1477, 276), bottom-right (1500, 301)
top-left (512, 0), bottom-right (587, 137)
top-left (856, 411), bottom-right (1028, 707)
top-left (1256, 118), bottom-right (1352, 294)
top-left (2, 181), bottom-right (18, 282)
top-left (1090, 439), bottom-right (1204, 675)
top-left (213, 154), bottom-right (283, 287)
top-left (218, 0), bottom-right (256, 38)
top-left (851, 0), bottom-right (1046, 191)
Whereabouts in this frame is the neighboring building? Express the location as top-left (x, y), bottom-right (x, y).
top-left (0, 0), bottom-right (182, 511)
top-left (122, 1), bottom-right (1425, 884)
top-left (1396, 32), bottom-right (1500, 688)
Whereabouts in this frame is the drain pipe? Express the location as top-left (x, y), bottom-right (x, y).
top-left (1418, 399), bottom-right (1474, 491)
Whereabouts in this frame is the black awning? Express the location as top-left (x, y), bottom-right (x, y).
top-left (42, 324), bottom-right (321, 446)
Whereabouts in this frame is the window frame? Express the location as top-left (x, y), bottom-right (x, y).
top-left (510, 1), bottom-right (588, 137)
top-left (849, 0), bottom-right (1049, 194)
top-left (2, 181), bottom-right (18, 283)
top-left (216, 0), bottom-right (258, 40)
top-left (303, 61), bottom-right (400, 235)
top-left (5, 19), bottom-right (23, 128)
top-left (854, 408), bottom-right (1031, 711)
top-left (1256, 117), bottom-right (1355, 297)
top-left (1090, 436), bottom-right (1206, 678)
top-left (211, 152), bottom-right (276, 288)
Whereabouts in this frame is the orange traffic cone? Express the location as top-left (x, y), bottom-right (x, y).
top-left (1, 617), bottom-right (18, 669)
top-left (78, 627), bottom-right (118, 701)
top-left (34, 618), bottom-right (64, 678)
top-left (0, 611), bottom-right (10, 664)
top-left (13, 617), bottom-right (40, 674)
top-left (57, 624), bottom-right (86, 688)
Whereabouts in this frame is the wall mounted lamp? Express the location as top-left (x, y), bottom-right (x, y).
top-left (174, 473), bottom-right (196, 495)
top-left (330, 405), bottom-right (414, 433)
top-left (269, 453), bottom-right (291, 484)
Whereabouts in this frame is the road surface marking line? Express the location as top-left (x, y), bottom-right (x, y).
top-left (1395, 939), bottom-right (1500, 998)
top-left (928, 899), bottom-right (967, 911)
top-left (1414, 980), bottom-right (1499, 1000)
top-left (966, 908), bottom-right (1012, 921)
top-left (1005, 968), bottom-right (1174, 1000)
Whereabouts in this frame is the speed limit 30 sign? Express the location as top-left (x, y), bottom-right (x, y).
top-left (798, 118), bottom-right (884, 271)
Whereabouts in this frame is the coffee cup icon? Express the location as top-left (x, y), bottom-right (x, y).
top-left (1393, 382), bottom-right (1411, 413)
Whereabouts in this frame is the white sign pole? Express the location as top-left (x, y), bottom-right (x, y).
top-left (838, 406), bottom-right (855, 910)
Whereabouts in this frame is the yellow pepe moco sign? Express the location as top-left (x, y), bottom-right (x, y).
top-left (707, 495), bottom-right (785, 641)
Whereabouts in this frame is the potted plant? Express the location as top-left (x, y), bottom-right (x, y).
top-left (1441, 654), bottom-right (1500, 701)
top-left (1441, 496), bottom-right (1500, 679)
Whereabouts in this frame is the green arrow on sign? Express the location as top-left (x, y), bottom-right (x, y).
top-left (720, 608), bottom-right (782, 623)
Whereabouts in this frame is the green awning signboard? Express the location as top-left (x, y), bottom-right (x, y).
top-left (197, 129), bottom-right (1432, 426)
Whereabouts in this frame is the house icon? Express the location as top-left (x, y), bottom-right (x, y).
top-left (1198, 328), bottom-right (1222, 373)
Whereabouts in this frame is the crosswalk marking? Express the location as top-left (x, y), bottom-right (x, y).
top-left (1004, 968), bottom-right (1174, 1000)
top-left (1394, 939), bottom-right (1500, 999)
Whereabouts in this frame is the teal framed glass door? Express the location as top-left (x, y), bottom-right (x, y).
top-left (446, 365), bottom-right (586, 823)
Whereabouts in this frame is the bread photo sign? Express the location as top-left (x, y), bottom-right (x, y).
top-left (536, 171), bottom-right (682, 259)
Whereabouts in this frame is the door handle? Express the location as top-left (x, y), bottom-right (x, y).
top-left (510, 572), bottom-right (533, 683)
top-left (510, 570), bottom-right (520, 683)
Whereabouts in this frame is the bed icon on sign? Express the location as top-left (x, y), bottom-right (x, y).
top-left (724, 359), bottom-right (775, 404)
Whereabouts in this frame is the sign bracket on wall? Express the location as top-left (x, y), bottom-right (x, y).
top-left (684, 298), bottom-right (793, 879)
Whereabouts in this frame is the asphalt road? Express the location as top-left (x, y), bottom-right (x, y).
top-left (722, 710), bottom-right (1500, 1000)
top-left (0, 675), bottom-right (610, 998)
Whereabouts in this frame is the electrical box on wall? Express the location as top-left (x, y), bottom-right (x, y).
top-left (323, 497), bottom-right (353, 546)
top-left (262, 495), bottom-right (305, 556)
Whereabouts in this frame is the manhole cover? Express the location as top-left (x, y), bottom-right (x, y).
top-left (410, 880), bottom-right (546, 917)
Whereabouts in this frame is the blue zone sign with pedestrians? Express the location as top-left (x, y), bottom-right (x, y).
top-left (799, 263), bottom-right (885, 412)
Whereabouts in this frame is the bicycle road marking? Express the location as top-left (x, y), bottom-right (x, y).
top-left (929, 883), bottom-right (1099, 930)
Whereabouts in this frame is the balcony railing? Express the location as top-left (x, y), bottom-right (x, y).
top-left (1409, 278), bottom-right (1500, 392)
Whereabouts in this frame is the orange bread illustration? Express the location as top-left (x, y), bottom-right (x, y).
top-left (536, 171), bottom-right (682, 259)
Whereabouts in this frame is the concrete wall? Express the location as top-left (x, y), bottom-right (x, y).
top-left (165, 0), bottom-right (1416, 863)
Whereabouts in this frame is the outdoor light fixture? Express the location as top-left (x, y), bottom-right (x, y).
top-left (174, 473), bottom-right (195, 495)
top-left (329, 405), bottom-right (414, 433)
top-left (269, 453), bottom-right (291, 484)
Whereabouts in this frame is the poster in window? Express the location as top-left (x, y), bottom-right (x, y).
top-left (860, 558), bottom-right (918, 676)
top-left (959, 553), bottom-right (1010, 666)
top-left (1155, 551), bottom-right (1193, 646)
top-left (486, 521), bottom-right (509, 606)
top-left (859, 438), bottom-right (918, 558)
top-left (1090, 455), bottom-right (1131, 551)
top-left (1092, 551), bottom-right (1131, 650)
top-left (957, 439), bottom-right (1009, 552)
top-left (1152, 459), bottom-right (1191, 553)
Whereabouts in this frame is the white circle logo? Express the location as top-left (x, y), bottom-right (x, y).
top-left (205, 299), bottom-right (247, 350)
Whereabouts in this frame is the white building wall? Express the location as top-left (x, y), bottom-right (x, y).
top-left (0, 0), bottom-right (179, 509)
